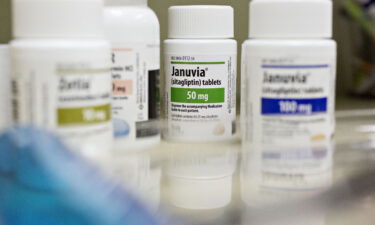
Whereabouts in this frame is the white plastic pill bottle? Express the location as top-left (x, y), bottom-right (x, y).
top-left (11, 0), bottom-right (113, 155)
top-left (104, 0), bottom-right (161, 150)
top-left (242, 0), bottom-right (337, 146)
top-left (164, 5), bottom-right (237, 142)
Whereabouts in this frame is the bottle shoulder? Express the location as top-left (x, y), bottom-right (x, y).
top-left (165, 39), bottom-right (237, 44)
top-left (104, 6), bottom-right (160, 42)
top-left (164, 39), bottom-right (237, 55)
top-left (243, 39), bottom-right (336, 47)
top-left (104, 6), bottom-right (159, 27)
top-left (242, 39), bottom-right (336, 56)
top-left (11, 39), bottom-right (110, 50)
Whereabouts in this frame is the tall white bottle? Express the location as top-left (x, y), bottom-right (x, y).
top-left (242, 0), bottom-right (337, 146)
top-left (104, 0), bottom-right (161, 150)
top-left (11, 0), bottom-right (113, 156)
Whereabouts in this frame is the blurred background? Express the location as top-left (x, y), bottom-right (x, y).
top-left (1, 0), bottom-right (374, 110)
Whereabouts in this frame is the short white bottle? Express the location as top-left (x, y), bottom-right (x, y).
top-left (104, 0), bottom-right (161, 150)
top-left (11, 0), bottom-right (113, 156)
top-left (242, 0), bottom-right (337, 145)
top-left (164, 6), bottom-right (237, 142)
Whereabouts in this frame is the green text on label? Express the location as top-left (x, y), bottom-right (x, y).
top-left (171, 88), bottom-right (225, 104)
top-left (58, 104), bottom-right (111, 126)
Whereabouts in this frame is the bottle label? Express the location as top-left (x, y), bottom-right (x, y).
top-left (111, 43), bottom-right (160, 141)
top-left (245, 55), bottom-right (336, 145)
top-left (165, 54), bottom-right (237, 141)
top-left (12, 54), bottom-right (113, 153)
top-left (57, 67), bottom-right (111, 125)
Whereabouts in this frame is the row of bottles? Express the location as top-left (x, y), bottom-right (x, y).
top-left (1, 0), bottom-right (336, 154)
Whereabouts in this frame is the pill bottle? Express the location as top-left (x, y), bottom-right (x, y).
top-left (104, 0), bottom-right (161, 150)
top-left (164, 5), bottom-right (237, 142)
top-left (11, 0), bottom-right (113, 156)
top-left (242, 0), bottom-right (337, 145)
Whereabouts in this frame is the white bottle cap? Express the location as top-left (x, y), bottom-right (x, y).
top-left (0, 45), bottom-right (11, 131)
top-left (168, 5), bottom-right (234, 39)
top-left (105, 0), bottom-right (147, 6)
top-left (249, 0), bottom-right (333, 38)
top-left (167, 175), bottom-right (232, 210)
top-left (12, 0), bottom-right (104, 38)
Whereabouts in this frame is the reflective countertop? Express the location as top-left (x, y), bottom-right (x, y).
top-left (90, 110), bottom-right (375, 225)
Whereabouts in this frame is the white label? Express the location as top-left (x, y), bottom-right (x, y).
top-left (164, 54), bottom-right (237, 141)
top-left (111, 43), bottom-right (160, 141)
top-left (246, 55), bottom-right (336, 145)
top-left (12, 55), bottom-right (113, 153)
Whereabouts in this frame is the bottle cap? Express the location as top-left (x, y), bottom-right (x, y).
top-left (168, 5), bottom-right (234, 39)
top-left (13, 0), bottom-right (104, 38)
top-left (167, 175), bottom-right (232, 210)
top-left (249, 0), bottom-right (332, 38)
top-left (105, 0), bottom-right (147, 6)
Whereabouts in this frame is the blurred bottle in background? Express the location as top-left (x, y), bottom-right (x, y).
top-left (10, 0), bottom-right (113, 157)
top-left (104, 0), bottom-right (161, 151)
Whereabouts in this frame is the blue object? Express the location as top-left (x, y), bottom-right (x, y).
top-left (0, 127), bottom-right (165, 225)
top-left (113, 118), bottom-right (131, 138)
top-left (261, 98), bottom-right (328, 115)
top-left (261, 64), bottom-right (329, 69)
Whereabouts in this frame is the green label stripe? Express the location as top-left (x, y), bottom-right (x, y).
top-left (171, 88), bottom-right (225, 104)
top-left (171, 61), bottom-right (225, 65)
top-left (58, 104), bottom-right (111, 126)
